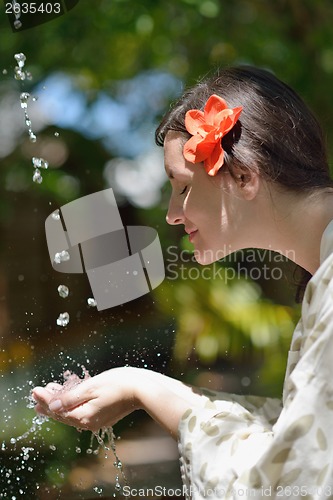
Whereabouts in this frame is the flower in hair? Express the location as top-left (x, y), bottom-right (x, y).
top-left (183, 94), bottom-right (243, 176)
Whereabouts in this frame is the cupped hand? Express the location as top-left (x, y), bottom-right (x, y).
top-left (32, 367), bottom-right (140, 432)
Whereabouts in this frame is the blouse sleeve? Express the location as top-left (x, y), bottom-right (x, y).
top-left (178, 257), bottom-right (333, 499)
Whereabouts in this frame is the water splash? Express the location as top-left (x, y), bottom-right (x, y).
top-left (58, 368), bottom-right (128, 495)
top-left (13, 53), bottom-right (49, 184)
top-left (14, 54), bottom-right (36, 144)
top-left (1, 359), bottom-right (129, 497)
top-left (91, 427), bottom-right (128, 495)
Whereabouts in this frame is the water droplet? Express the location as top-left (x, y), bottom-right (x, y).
top-left (10, 438), bottom-right (16, 445)
top-left (32, 169), bottom-right (42, 184)
top-left (14, 20), bottom-right (22, 29)
top-left (20, 92), bottom-right (30, 109)
top-left (54, 250), bottom-right (70, 264)
top-left (133, 270), bottom-right (138, 276)
top-left (58, 285), bottom-right (69, 299)
top-left (93, 486), bottom-right (103, 494)
top-left (14, 67), bottom-right (26, 81)
top-left (2, 69), bottom-right (8, 75)
top-left (14, 53), bottom-right (26, 67)
top-left (51, 209), bottom-right (60, 220)
top-left (29, 132), bottom-right (37, 143)
top-left (54, 132), bottom-right (60, 137)
top-left (56, 312), bottom-right (70, 327)
top-left (32, 157), bottom-right (48, 169)
top-left (87, 298), bottom-right (97, 307)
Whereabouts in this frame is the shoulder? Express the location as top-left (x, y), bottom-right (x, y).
top-left (303, 251), bottom-right (333, 313)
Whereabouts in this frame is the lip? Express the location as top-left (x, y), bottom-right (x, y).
top-left (188, 230), bottom-right (198, 243)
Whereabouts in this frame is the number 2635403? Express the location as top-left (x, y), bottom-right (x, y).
top-left (6, 3), bottom-right (62, 15)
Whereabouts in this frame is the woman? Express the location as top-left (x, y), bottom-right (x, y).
top-left (33, 66), bottom-right (333, 498)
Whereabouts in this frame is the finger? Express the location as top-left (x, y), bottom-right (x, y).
top-left (45, 382), bottom-right (63, 392)
top-left (32, 386), bottom-right (54, 404)
top-left (48, 380), bottom-right (93, 413)
top-left (35, 403), bottom-right (48, 416)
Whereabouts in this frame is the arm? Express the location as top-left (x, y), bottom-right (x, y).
top-left (32, 366), bottom-right (206, 439)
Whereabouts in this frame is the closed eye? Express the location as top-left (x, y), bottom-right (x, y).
top-left (180, 186), bottom-right (187, 195)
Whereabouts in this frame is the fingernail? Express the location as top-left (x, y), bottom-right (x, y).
top-left (49, 399), bottom-right (63, 412)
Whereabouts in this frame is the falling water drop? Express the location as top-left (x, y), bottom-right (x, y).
top-left (14, 53), bottom-right (26, 68)
top-left (54, 250), bottom-right (70, 264)
top-left (14, 66), bottom-right (25, 81)
top-left (51, 209), bottom-right (60, 220)
top-left (87, 298), bottom-right (97, 307)
top-left (20, 92), bottom-right (30, 109)
top-left (56, 312), bottom-right (70, 327)
top-left (32, 169), bottom-right (42, 184)
top-left (32, 157), bottom-right (49, 169)
top-left (58, 285), bottom-right (69, 299)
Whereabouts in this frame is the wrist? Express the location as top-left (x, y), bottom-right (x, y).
top-left (119, 366), bottom-right (147, 412)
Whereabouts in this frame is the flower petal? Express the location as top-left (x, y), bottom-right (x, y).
top-left (204, 95), bottom-right (229, 125)
top-left (185, 109), bottom-right (205, 135)
top-left (194, 138), bottom-right (216, 163)
top-left (183, 135), bottom-right (203, 163)
top-left (204, 142), bottom-right (225, 176)
top-left (184, 136), bottom-right (217, 163)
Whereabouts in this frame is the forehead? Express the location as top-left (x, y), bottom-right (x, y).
top-left (164, 131), bottom-right (189, 177)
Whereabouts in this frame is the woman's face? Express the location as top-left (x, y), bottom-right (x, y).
top-left (164, 131), bottom-right (251, 264)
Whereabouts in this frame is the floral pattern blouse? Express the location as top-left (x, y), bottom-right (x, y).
top-left (178, 220), bottom-right (333, 499)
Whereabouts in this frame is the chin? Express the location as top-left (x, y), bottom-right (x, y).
top-left (193, 247), bottom-right (224, 265)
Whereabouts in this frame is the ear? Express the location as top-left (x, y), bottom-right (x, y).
top-left (231, 164), bottom-right (260, 201)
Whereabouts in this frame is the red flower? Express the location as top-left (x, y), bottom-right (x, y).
top-left (183, 94), bottom-right (243, 176)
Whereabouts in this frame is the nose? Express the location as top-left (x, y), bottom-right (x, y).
top-left (166, 196), bottom-right (185, 226)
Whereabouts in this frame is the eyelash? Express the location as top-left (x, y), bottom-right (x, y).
top-left (180, 186), bottom-right (187, 195)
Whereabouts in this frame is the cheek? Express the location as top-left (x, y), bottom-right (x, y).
top-left (183, 187), bottom-right (209, 222)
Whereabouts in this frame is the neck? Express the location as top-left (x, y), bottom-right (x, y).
top-left (252, 187), bottom-right (333, 275)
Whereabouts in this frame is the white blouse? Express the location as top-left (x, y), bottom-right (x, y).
top-left (178, 220), bottom-right (333, 499)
